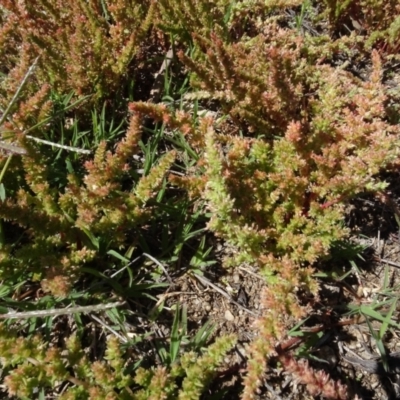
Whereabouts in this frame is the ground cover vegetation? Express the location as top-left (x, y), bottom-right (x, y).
top-left (0, 0), bottom-right (400, 399)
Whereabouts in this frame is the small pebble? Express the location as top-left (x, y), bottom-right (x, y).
top-left (225, 309), bottom-right (235, 321)
top-left (371, 380), bottom-right (380, 390)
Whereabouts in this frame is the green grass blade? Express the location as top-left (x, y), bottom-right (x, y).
top-left (170, 303), bottom-right (182, 363)
top-left (360, 304), bottom-right (400, 329)
top-left (379, 298), bottom-right (397, 338)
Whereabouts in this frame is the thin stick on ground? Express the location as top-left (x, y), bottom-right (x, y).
top-left (0, 301), bottom-right (125, 319)
top-left (192, 273), bottom-right (259, 317)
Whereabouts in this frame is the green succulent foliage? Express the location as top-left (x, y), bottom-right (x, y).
top-left (0, 322), bottom-right (235, 400)
top-left (1, 1), bottom-right (400, 400)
